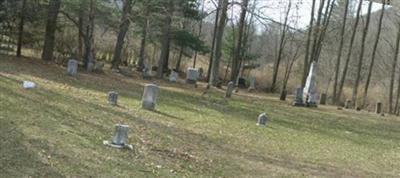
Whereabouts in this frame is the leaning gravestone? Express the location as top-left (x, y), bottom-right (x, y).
top-left (376, 102), bottom-right (382, 114)
top-left (169, 71), bottom-right (178, 83)
top-left (67, 59), bottom-right (78, 76)
top-left (142, 84), bottom-right (159, 110)
top-left (226, 81), bottom-right (235, 98)
top-left (108, 91), bottom-right (118, 106)
top-left (257, 113), bottom-right (268, 126)
top-left (186, 68), bottom-right (199, 84)
top-left (293, 87), bottom-right (304, 106)
top-left (248, 77), bottom-right (256, 92)
top-left (320, 93), bottom-right (327, 105)
top-left (103, 124), bottom-right (133, 150)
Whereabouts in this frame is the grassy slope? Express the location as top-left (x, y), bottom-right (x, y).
top-left (1, 55), bottom-right (400, 177)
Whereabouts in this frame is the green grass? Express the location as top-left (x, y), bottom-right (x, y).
top-left (1, 55), bottom-right (400, 177)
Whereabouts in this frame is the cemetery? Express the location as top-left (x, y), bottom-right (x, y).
top-left (1, 0), bottom-right (400, 177)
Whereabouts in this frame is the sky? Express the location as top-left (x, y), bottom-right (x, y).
top-left (204, 0), bottom-right (389, 30)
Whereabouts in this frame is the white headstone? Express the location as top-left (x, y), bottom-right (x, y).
top-left (226, 81), bottom-right (235, 98)
top-left (108, 91), bottom-right (118, 106)
top-left (67, 59), bottom-right (78, 76)
top-left (257, 113), bottom-right (268, 126)
top-left (170, 71), bottom-right (178, 82)
top-left (142, 84), bottom-right (159, 110)
top-left (186, 68), bottom-right (199, 84)
top-left (304, 62), bottom-right (318, 107)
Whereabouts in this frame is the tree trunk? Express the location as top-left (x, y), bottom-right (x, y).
top-left (111, 0), bottom-right (132, 70)
top-left (336, 0), bottom-right (363, 104)
top-left (363, 1), bottom-right (385, 108)
top-left (302, 0), bottom-right (316, 87)
top-left (333, 0), bottom-right (350, 104)
top-left (352, 1), bottom-right (372, 109)
top-left (206, 1), bottom-right (221, 83)
top-left (137, 12), bottom-right (148, 71)
top-left (193, 0), bottom-right (205, 68)
top-left (230, 0), bottom-right (249, 83)
top-left (16, 0), bottom-right (26, 57)
top-left (78, 1), bottom-right (84, 60)
top-left (389, 23), bottom-right (400, 113)
top-left (83, 0), bottom-right (96, 69)
top-left (209, 0), bottom-right (229, 86)
top-left (157, 1), bottom-right (173, 78)
top-left (175, 46), bottom-right (184, 71)
top-left (41, 0), bottom-right (61, 62)
top-left (271, 0), bottom-right (292, 92)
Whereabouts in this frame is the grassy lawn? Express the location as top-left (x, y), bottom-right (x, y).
top-left (1, 55), bottom-right (400, 177)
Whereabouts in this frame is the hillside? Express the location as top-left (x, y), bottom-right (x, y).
top-left (1, 55), bottom-right (400, 177)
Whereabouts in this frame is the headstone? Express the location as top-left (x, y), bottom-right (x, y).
top-left (248, 77), bottom-right (256, 92)
top-left (320, 93), bottom-right (327, 105)
top-left (142, 84), bottom-right (159, 110)
top-left (67, 59), bottom-right (78, 76)
top-left (257, 113), bottom-right (268, 126)
top-left (293, 87), bottom-right (304, 106)
top-left (22, 81), bottom-right (36, 89)
top-left (303, 62), bottom-right (318, 107)
top-left (238, 78), bottom-right (247, 88)
top-left (344, 99), bottom-right (351, 109)
top-left (186, 68), bottom-right (199, 84)
top-left (169, 71), bottom-right (178, 82)
top-left (226, 81), bottom-right (235, 98)
top-left (376, 102), bottom-right (382, 114)
top-left (142, 66), bottom-right (152, 80)
top-left (108, 91), bottom-right (118, 106)
top-left (87, 61), bottom-right (94, 72)
top-left (103, 124), bottom-right (133, 150)
top-left (198, 68), bottom-right (204, 80)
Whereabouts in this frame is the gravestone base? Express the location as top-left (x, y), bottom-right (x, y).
top-left (142, 101), bottom-right (156, 111)
top-left (103, 124), bottom-right (133, 150)
top-left (186, 79), bottom-right (197, 85)
top-left (306, 102), bottom-right (318, 108)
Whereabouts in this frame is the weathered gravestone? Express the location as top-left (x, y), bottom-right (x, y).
top-left (257, 113), bottom-right (268, 126)
top-left (170, 71), bottom-right (178, 82)
top-left (94, 61), bottom-right (104, 72)
top-left (344, 99), bottom-right (352, 109)
top-left (320, 93), bottom-right (327, 105)
top-left (67, 59), bottom-right (78, 76)
top-left (248, 77), bottom-right (256, 92)
top-left (293, 87), bottom-right (304, 106)
top-left (226, 81), bottom-right (235, 98)
top-left (22, 81), bottom-right (36, 89)
top-left (376, 102), bottom-right (382, 114)
top-left (108, 91), bottom-right (118, 106)
top-left (186, 68), bottom-right (199, 84)
top-left (303, 62), bottom-right (318, 107)
top-left (103, 124), bottom-right (133, 150)
top-left (142, 66), bottom-right (152, 80)
top-left (142, 84), bottom-right (159, 110)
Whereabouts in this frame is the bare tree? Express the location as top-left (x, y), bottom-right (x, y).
top-left (41, 0), bottom-right (61, 62)
top-left (301, 0), bottom-right (316, 88)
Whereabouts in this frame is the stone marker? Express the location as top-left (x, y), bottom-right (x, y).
top-left (108, 91), bottom-right (118, 106)
top-left (22, 81), bottom-right (36, 89)
top-left (257, 113), bottom-right (268, 126)
top-left (303, 62), bottom-right (318, 107)
top-left (248, 77), bottom-right (256, 92)
top-left (103, 124), bottom-right (133, 150)
top-left (320, 93), bottom-right (327, 105)
top-left (226, 81), bottom-right (235, 98)
top-left (170, 71), bottom-right (178, 82)
top-left (293, 87), bottom-right (304, 106)
top-left (344, 99), bottom-right (351, 109)
top-left (67, 59), bottom-right (78, 76)
top-left (142, 84), bottom-right (159, 110)
top-left (94, 61), bottom-right (104, 72)
top-left (186, 68), bottom-right (199, 84)
top-left (376, 102), bottom-right (382, 114)
top-left (142, 66), bottom-right (152, 80)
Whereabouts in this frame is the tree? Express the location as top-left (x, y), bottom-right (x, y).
top-left (16, 0), bottom-right (26, 57)
top-left (209, 0), bottom-right (229, 86)
top-left (362, 0), bottom-right (385, 108)
top-left (111, 0), bottom-right (133, 70)
top-left (352, 1), bottom-right (372, 109)
top-left (41, 0), bottom-right (61, 62)
top-left (302, 0), bottom-right (316, 88)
